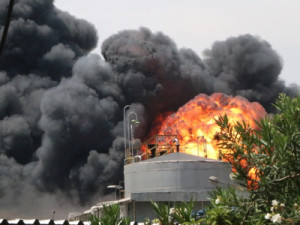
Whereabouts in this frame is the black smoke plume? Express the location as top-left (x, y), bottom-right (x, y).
top-left (0, 0), bottom-right (299, 219)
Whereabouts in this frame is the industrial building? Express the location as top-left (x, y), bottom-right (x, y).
top-left (68, 133), bottom-right (232, 222)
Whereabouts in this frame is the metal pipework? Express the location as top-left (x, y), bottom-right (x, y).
top-left (127, 112), bottom-right (139, 158)
top-left (197, 136), bottom-right (207, 158)
top-left (123, 105), bottom-right (130, 159)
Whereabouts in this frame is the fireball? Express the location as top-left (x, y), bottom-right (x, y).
top-left (147, 93), bottom-right (266, 159)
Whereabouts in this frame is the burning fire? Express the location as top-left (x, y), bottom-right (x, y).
top-left (147, 93), bottom-right (266, 159)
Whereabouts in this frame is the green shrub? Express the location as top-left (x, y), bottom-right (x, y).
top-left (213, 94), bottom-right (300, 224)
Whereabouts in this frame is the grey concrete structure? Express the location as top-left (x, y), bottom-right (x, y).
top-left (68, 152), bottom-right (232, 222)
top-left (125, 152), bottom-right (231, 201)
top-left (124, 153), bottom-right (231, 221)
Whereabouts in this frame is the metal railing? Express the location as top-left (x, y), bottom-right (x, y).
top-left (143, 135), bottom-right (179, 159)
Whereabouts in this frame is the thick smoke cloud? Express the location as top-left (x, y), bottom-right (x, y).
top-left (0, 0), bottom-right (97, 80)
top-left (0, 0), bottom-right (299, 219)
top-left (102, 28), bottom-right (213, 115)
top-left (203, 34), bottom-right (299, 111)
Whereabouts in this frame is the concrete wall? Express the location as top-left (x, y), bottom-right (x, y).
top-left (124, 153), bottom-right (231, 202)
top-left (127, 201), bottom-right (210, 222)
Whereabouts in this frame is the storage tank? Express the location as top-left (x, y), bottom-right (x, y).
top-left (69, 152), bottom-right (232, 222)
top-left (124, 152), bottom-right (232, 202)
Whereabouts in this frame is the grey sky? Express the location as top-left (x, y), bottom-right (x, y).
top-left (54, 0), bottom-right (300, 85)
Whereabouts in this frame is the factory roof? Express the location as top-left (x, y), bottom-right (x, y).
top-left (143, 152), bottom-right (224, 163)
top-left (85, 197), bottom-right (131, 213)
top-left (0, 220), bottom-right (88, 225)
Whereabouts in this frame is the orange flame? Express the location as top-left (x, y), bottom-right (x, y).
top-left (148, 93), bottom-right (266, 159)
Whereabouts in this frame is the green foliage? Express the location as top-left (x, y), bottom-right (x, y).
top-left (213, 94), bottom-right (300, 224)
top-left (89, 204), bottom-right (123, 225)
top-left (144, 217), bottom-right (151, 225)
top-left (173, 199), bottom-right (196, 223)
top-left (150, 199), bottom-right (205, 225)
top-left (89, 215), bottom-right (100, 225)
top-left (99, 204), bottom-right (121, 225)
top-left (150, 201), bottom-right (172, 225)
top-left (119, 217), bottom-right (131, 225)
top-left (205, 207), bottom-right (233, 225)
top-left (208, 187), bottom-right (244, 209)
top-left (206, 187), bottom-right (269, 225)
top-left (203, 188), bottom-right (243, 225)
top-left (182, 219), bottom-right (205, 225)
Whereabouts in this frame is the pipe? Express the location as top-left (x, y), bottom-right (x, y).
top-left (127, 112), bottom-right (138, 157)
top-left (0, 0), bottom-right (15, 58)
top-left (123, 105), bottom-right (130, 160)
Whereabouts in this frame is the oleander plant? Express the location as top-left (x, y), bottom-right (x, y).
top-left (211, 94), bottom-right (300, 224)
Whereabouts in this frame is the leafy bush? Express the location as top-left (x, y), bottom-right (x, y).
top-left (89, 203), bottom-right (127, 225)
top-left (212, 94), bottom-right (300, 224)
top-left (150, 201), bottom-right (172, 225)
top-left (99, 204), bottom-right (121, 225)
top-left (150, 199), bottom-right (206, 225)
top-left (89, 214), bottom-right (100, 225)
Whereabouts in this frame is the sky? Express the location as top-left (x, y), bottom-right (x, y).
top-left (54, 0), bottom-right (300, 85)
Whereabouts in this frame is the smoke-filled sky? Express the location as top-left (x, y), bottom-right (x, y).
top-left (0, 0), bottom-right (299, 220)
top-left (54, 0), bottom-right (300, 85)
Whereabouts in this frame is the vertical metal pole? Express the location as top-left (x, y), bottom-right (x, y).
top-left (127, 112), bottom-right (137, 157)
top-left (0, 0), bottom-right (14, 58)
top-left (130, 123), bottom-right (134, 156)
top-left (123, 105), bottom-right (130, 161)
top-left (203, 137), bottom-right (207, 158)
top-left (197, 136), bottom-right (200, 156)
top-left (133, 201), bottom-right (136, 222)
